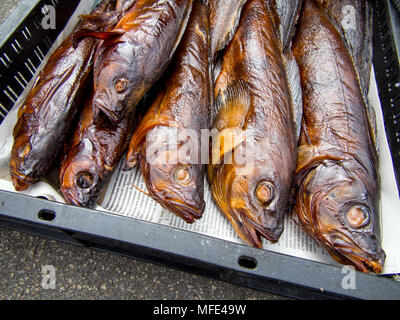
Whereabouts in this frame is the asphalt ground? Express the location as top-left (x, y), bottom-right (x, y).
top-left (0, 0), bottom-right (286, 300)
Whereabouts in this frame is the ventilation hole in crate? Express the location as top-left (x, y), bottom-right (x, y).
top-left (0, 57), bottom-right (9, 68)
top-left (38, 209), bottom-right (56, 222)
top-left (24, 26), bottom-right (32, 38)
top-left (36, 46), bottom-right (45, 59)
top-left (0, 103), bottom-right (8, 114)
top-left (238, 256), bottom-right (258, 270)
top-left (36, 196), bottom-right (49, 200)
top-left (17, 72), bottom-right (28, 86)
top-left (24, 61), bottom-right (35, 76)
top-left (14, 75), bottom-right (25, 89)
top-left (3, 89), bottom-right (16, 103)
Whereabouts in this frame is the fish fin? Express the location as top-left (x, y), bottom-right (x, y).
top-left (72, 29), bottom-right (124, 48)
top-left (275, 0), bottom-right (303, 53)
top-left (211, 128), bottom-right (247, 166)
top-left (283, 51), bottom-right (303, 141)
top-left (213, 80), bottom-right (251, 130)
top-left (169, 0), bottom-right (194, 61)
top-left (211, 0), bottom-right (247, 58)
top-left (78, 12), bottom-right (118, 27)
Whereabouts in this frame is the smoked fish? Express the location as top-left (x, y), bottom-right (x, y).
top-left (125, 0), bottom-right (211, 223)
top-left (292, 0), bottom-right (385, 273)
top-left (10, 0), bottom-right (120, 191)
top-left (76, 0), bottom-right (194, 124)
top-left (59, 92), bottom-right (135, 208)
top-left (208, 0), bottom-right (299, 247)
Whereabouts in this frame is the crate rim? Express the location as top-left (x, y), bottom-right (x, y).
top-left (1, 189), bottom-right (400, 300)
top-left (0, 0), bottom-right (40, 49)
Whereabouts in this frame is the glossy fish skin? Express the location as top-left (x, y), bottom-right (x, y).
top-left (314, 0), bottom-right (376, 139)
top-left (209, 0), bottom-right (247, 60)
top-left (275, 0), bottom-right (303, 52)
top-left (85, 0), bottom-right (194, 124)
top-left (10, 0), bottom-right (117, 192)
top-left (59, 93), bottom-right (135, 208)
top-left (314, 0), bottom-right (372, 97)
top-left (292, 0), bottom-right (385, 273)
top-left (208, 0), bottom-right (297, 247)
top-left (125, 0), bottom-right (211, 223)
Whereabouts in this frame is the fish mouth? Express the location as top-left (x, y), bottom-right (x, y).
top-left (334, 247), bottom-right (385, 274)
top-left (235, 207), bottom-right (284, 245)
top-left (61, 187), bottom-right (96, 208)
top-left (331, 235), bottom-right (386, 274)
top-left (93, 97), bottom-right (120, 124)
top-left (10, 172), bottom-right (34, 191)
top-left (160, 197), bottom-right (205, 224)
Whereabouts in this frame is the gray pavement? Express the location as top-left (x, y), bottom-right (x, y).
top-left (0, 228), bottom-right (287, 300)
top-left (0, 0), bottom-right (285, 300)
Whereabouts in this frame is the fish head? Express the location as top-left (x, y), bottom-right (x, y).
top-left (211, 139), bottom-right (290, 247)
top-left (93, 41), bottom-right (135, 123)
top-left (140, 126), bottom-right (205, 223)
top-left (297, 161), bottom-right (385, 273)
top-left (60, 139), bottom-right (103, 208)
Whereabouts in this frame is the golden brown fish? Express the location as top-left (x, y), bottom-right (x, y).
top-left (75, 0), bottom-right (194, 124)
top-left (10, 0), bottom-right (122, 192)
top-left (125, 0), bottom-right (211, 223)
top-left (59, 92), bottom-right (135, 208)
top-left (208, 0), bottom-right (299, 247)
top-left (314, 0), bottom-right (372, 97)
top-left (314, 0), bottom-right (376, 139)
top-left (292, 0), bottom-right (385, 273)
top-left (209, 0), bottom-right (247, 60)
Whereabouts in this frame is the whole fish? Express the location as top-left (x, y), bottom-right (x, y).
top-left (209, 0), bottom-right (247, 61)
top-left (75, 0), bottom-right (194, 124)
top-left (292, 0), bottom-right (385, 273)
top-left (59, 93), bottom-right (135, 208)
top-left (125, 0), bottom-right (211, 223)
top-left (10, 0), bottom-right (120, 192)
top-left (275, 0), bottom-right (303, 52)
top-left (208, 0), bottom-right (299, 247)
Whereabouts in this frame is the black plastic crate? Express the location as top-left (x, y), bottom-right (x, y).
top-left (0, 0), bottom-right (400, 300)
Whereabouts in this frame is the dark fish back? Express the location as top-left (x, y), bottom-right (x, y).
top-left (10, 0), bottom-right (117, 191)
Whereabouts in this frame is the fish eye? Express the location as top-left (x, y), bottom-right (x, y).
top-left (345, 206), bottom-right (370, 228)
top-left (255, 181), bottom-right (275, 205)
top-left (174, 166), bottom-right (191, 186)
top-left (115, 77), bottom-right (128, 93)
top-left (75, 172), bottom-right (95, 189)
